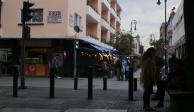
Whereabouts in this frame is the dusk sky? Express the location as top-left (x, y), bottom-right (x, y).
top-left (118, 0), bottom-right (182, 49)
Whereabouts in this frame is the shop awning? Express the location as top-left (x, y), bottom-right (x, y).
top-left (90, 44), bottom-right (111, 52)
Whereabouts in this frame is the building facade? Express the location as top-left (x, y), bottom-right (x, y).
top-left (167, 10), bottom-right (175, 58)
top-left (132, 35), bottom-right (140, 56)
top-left (172, 0), bottom-right (185, 59)
top-left (160, 22), bottom-right (165, 40)
top-left (0, 0), bottom-right (122, 76)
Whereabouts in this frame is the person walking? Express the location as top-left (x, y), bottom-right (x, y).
top-left (125, 58), bottom-right (130, 80)
top-left (50, 55), bottom-right (61, 79)
top-left (121, 57), bottom-right (127, 81)
top-left (116, 57), bottom-right (122, 80)
top-left (140, 47), bottom-right (159, 111)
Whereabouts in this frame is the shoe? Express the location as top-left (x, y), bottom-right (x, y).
top-left (143, 107), bottom-right (156, 111)
top-left (154, 103), bottom-right (164, 108)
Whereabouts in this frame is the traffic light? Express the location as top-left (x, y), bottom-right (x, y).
top-left (75, 40), bottom-right (79, 49)
top-left (22, 1), bottom-right (34, 22)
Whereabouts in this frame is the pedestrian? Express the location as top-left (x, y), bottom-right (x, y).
top-left (116, 56), bottom-right (122, 80)
top-left (50, 55), bottom-right (61, 79)
top-left (154, 65), bottom-right (167, 108)
top-left (102, 59), bottom-right (109, 77)
top-left (152, 57), bottom-right (164, 101)
top-left (140, 47), bottom-right (159, 111)
top-left (121, 57), bottom-right (126, 80)
top-left (125, 58), bottom-right (130, 80)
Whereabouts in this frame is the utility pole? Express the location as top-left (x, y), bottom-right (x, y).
top-left (73, 26), bottom-right (81, 90)
top-left (157, 0), bottom-right (167, 74)
top-left (19, 1), bottom-right (34, 89)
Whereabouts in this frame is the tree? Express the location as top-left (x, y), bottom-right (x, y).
top-left (149, 38), bottom-right (163, 56)
top-left (113, 32), bottom-right (134, 55)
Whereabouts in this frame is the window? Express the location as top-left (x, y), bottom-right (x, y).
top-left (21, 8), bottom-right (43, 24)
top-left (74, 13), bottom-right (82, 29)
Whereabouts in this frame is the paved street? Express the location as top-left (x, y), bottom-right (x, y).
top-left (0, 69), bottom-right (170, 112)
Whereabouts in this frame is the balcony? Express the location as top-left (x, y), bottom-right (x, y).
top-left (101, 18), bottom-right (110, 30)
top-left (110, 8), bottom-right (117, 19)
top-left (101, 0), bottom-right (110, 10)
top-left (110, 26), bottom-right (116, 35)
top-left (86, 5), bottom-right (101, 23)
top-left (86, 33), bottom-right (98, 40)
top-left (116, 15), bottom-right (121, 24)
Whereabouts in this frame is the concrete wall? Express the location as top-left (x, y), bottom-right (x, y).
top-left (1, 0), bottom-right (68, 38)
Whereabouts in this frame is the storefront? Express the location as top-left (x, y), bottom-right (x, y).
top-left (0, 39), bottom-right (20, 76)
top-left (0, 38), bottom-right (117, 77)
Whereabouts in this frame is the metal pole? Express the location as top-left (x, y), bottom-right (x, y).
top-left (74, 38), bottom-right (78, 90)
top-left (128, 67), bottom-right (134, 101)
top-left (19, 18), bottom-right (26, 89)
top-left (134, 78), bottom-right (137, 91)
top-left (103, 76), bottom-right (107, 91)
top-left (13, 66), bottom-right (18, 97)
top-left (88, 66), bottom-right (93, 99)
top-left (50, 68), bottom-right (55, 98)
top-left (164, 0), bottom-right (167, 74)
top-left (130, 21), bottom-right (133, 35)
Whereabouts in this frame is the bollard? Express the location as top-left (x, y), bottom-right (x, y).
top-left (88, 66), bottom-right (93, 99)
top-left (103, 76), bottom-right (107, 91)
top-left (13, 66), bottom-right (18, 97)
top-left (74, 77), bottom-right (78, 90)
top-left (134, 78), bottom-right (137, 91)
top-left (50, 68), bottom-right (55, 98)
top-left (128, 67), bottom-right (134, 101)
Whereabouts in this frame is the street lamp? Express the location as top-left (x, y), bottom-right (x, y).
top-left (130, 20), bottom-right (137, 35)
top-left (73, 26), bottom-right (81, 90)
top-left (157, 0), bottom-right (167, 74)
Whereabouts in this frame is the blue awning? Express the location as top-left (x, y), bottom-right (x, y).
top-left (90, 44), bottom-right (110, 52)
top-left (76, 39), bottom-right (119, 56)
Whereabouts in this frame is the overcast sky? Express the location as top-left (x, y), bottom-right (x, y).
top-left (118, 0), bottom-right (182, 49)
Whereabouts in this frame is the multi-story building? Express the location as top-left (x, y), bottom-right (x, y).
top-left (167, 9), bottom-right (175, 58)
top-left (132, 35), bottom-right (140, 56)
top-left (160, 22), bottom-right (165, 40)
top-left (0, 0), bottom-right (122, 76)
top-left (172, 0), bottom-right (185, 59)
top-left (139, 44), bottom-right (144, 56)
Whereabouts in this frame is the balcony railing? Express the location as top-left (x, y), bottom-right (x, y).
top-left (87, 5), bottom-right (101, 23)
top-left (110, 9), bottom-right (121, 24)
top-left (116, 16), bottom-right (121, 24)
top-left (101, 18), bottom-right (110, 30)
top-left (110, 26), bottom-right (116, 34)
top-left (110, 23), bottom-right (116, 29)
top-left (110, 8), bottom-right (117, 19)
top-left (86, 33), bottom-right (98, 40)
top-left (101, 0), bottom-right (110, 10)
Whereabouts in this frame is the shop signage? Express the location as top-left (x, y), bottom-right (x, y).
top-left (48, 11), bottom-right (62, 23)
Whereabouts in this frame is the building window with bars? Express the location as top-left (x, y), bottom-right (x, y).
top-left (21, 8), bottom-right (43, 24)
top-left (74, 13), bottom-right (82, 30)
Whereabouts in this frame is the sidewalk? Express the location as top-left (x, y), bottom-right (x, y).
top-left (0, 69), bottom-right (170, 112)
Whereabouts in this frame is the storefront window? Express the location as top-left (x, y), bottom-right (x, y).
top-left (0, 48), bottom-right (15, 75)
top-left (26, 48), bottom-right (49, 64)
